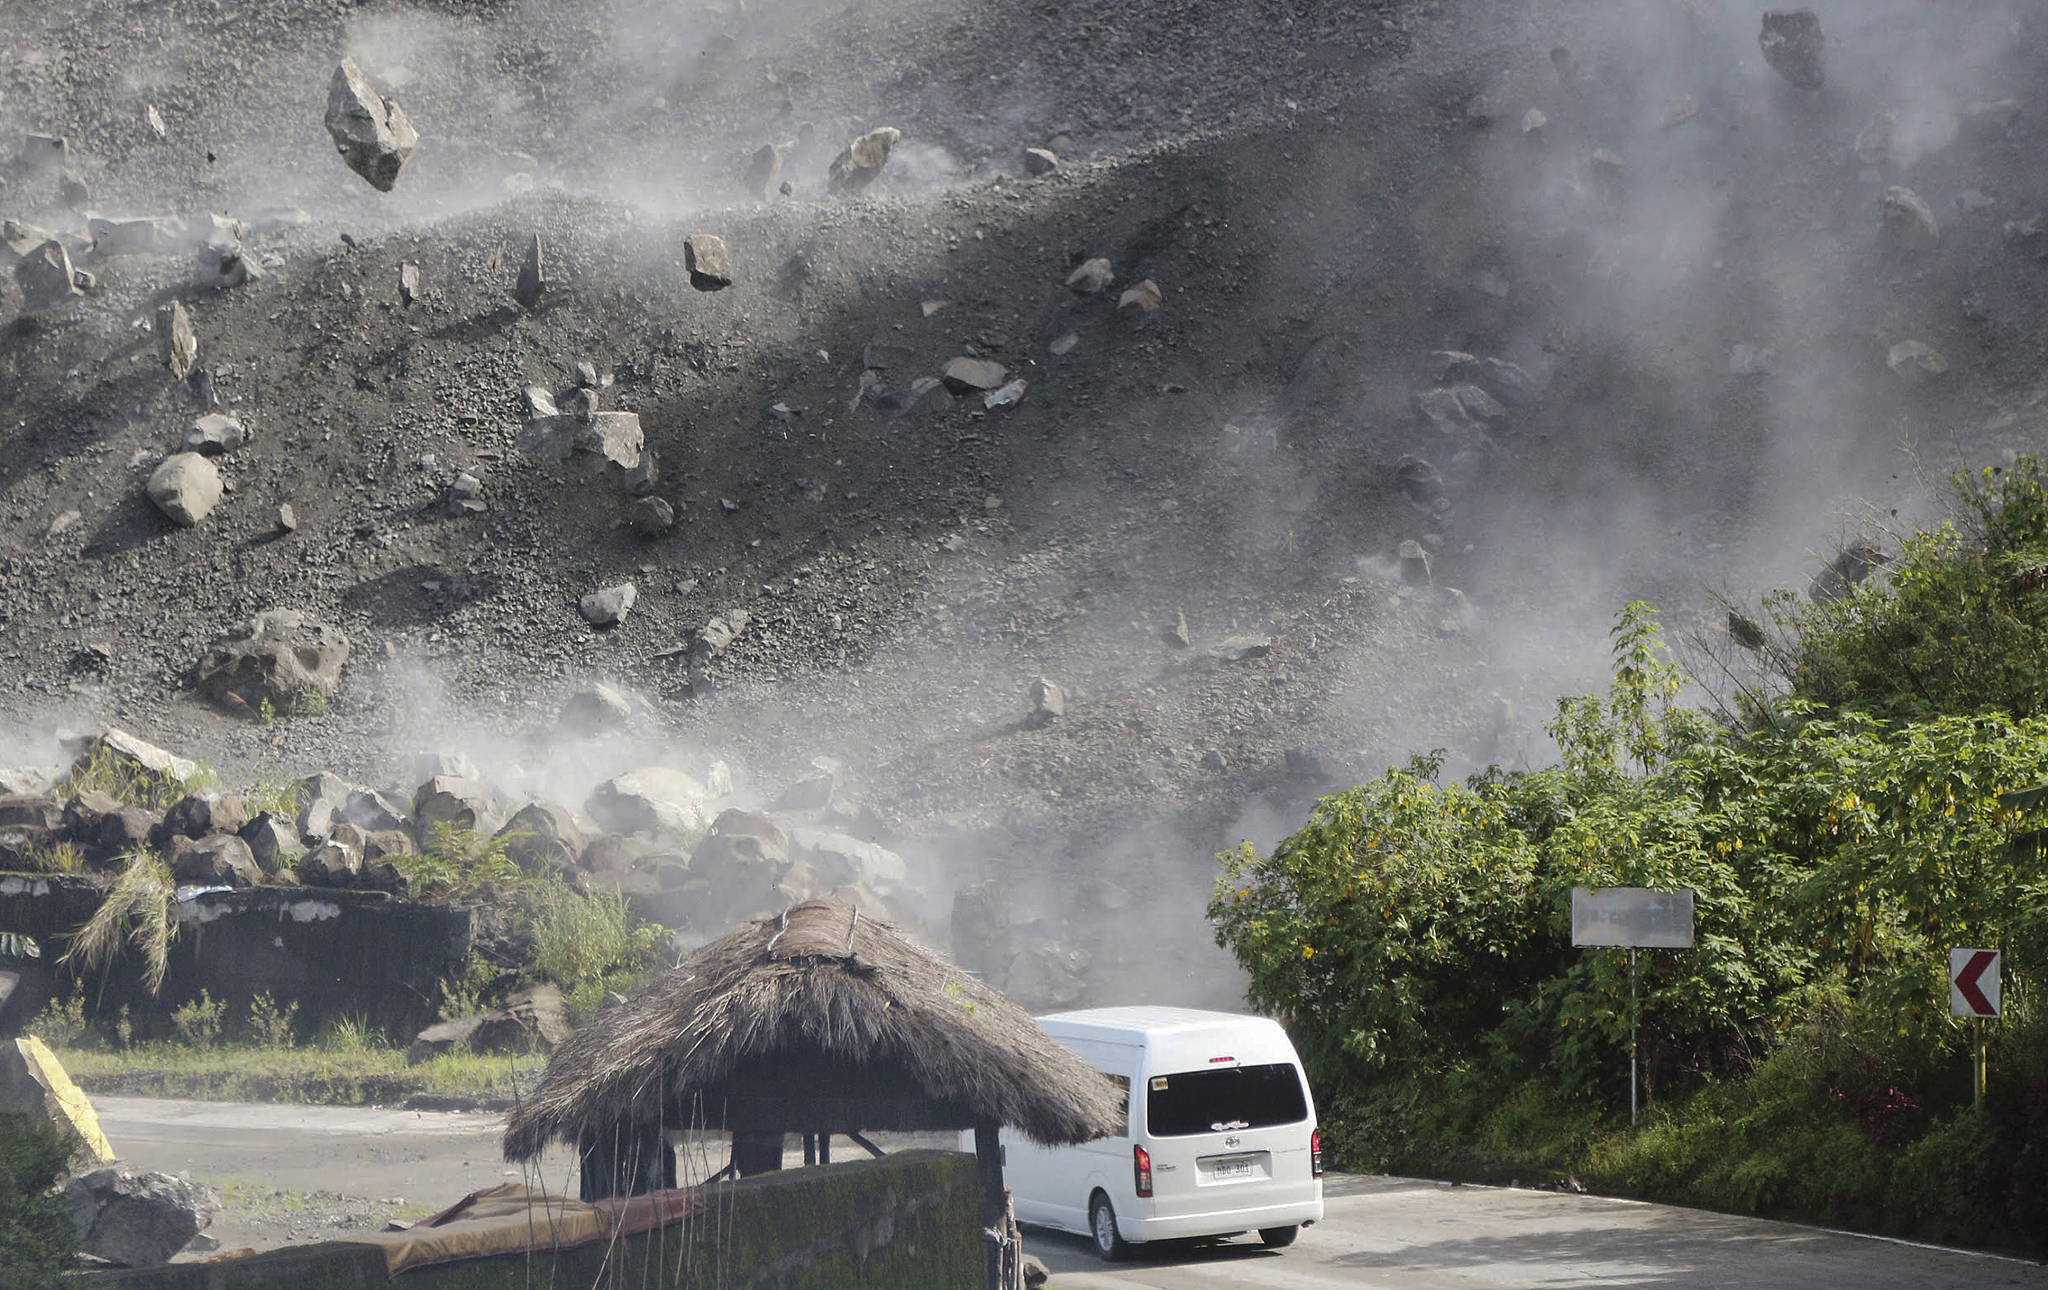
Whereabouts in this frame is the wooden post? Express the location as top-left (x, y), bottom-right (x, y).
top-left (974, 1121), bottom-right (1005, 1290)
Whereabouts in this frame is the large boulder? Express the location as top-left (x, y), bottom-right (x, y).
top-left (690, 810), bottom-right (792, 923)
top-left (145, 453), bottom-right (222, 526)
top-left (324, 58), bottom-right (419, 191)
top-left (585, 769), bottom-right (713, 839)
top-left (68, 729), bottom-right (198, 790)
top-left (164, 834), bottom-right (260, 888)
top-left (496, 803), bottom-right (584, 876)
top-left (520, 411), bottom-right (644, 471)
top-left (791, 828), bottom-right (908, 896)
top-left (66, 1165), bottom-right (219, 1267)
top-left (336, 787), bottom-right (409, 835)
top-left (194, 609), bottom-right (349, 711)
top-left (237, 812), bottom-right (304, 874)
top-left (827, 126), bottom-right (900, 193)
top-left (470, 984), bottom-right (572, 1055)
top-left (412, 776), bottom-right (499, 839)
top-left (0, 795), bottom-right (64, 831)
top-left (158, 789), bottom-right (245, 842)
top-left (298, 827), bottom-right (364, 887)
top-left (0, 1036), bottom-right (115, 1162)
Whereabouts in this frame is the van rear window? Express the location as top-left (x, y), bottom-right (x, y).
top-left (1144, 1063), bottom-right (1308, 1137)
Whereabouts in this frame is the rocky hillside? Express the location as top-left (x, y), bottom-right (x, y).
top-left (3, 0), bottom-right (2046, 1007)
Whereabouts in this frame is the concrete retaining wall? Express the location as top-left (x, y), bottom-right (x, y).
top-left (70, 1149), bottom-right (981, 1290)
top-left (0, 875), bottom-right (472, 1042)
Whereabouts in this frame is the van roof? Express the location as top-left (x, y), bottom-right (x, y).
top-left (1034, 1006), bottom-right (1286, 1041)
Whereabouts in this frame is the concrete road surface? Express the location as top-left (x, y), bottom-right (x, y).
top-left (1034, 1173), bottom-right (2048, 1289)
top-left (96, 1099), bottom-right (2047, 1285)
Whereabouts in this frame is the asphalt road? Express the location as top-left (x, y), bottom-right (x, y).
top-left (96, 1099), bottom-right (2047, 1287)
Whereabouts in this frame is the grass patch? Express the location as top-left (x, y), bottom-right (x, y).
top-left (56, 1042), bottom-right (540, 1106)
top-left (52, 741), bottom-right (214, 814)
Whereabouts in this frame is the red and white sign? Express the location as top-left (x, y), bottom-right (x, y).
top-left (1950, 948), bottom-right (2001, 1018)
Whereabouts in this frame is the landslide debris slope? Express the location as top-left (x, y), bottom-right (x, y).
top-left (3, 0), bottom-right (2046, 996)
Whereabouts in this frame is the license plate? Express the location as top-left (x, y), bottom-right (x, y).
top-left (1212, 1157), bottom-right (1254, 1180)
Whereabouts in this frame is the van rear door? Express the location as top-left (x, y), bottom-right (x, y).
top-left (1139, 1060), bottom-right (1316, 1223)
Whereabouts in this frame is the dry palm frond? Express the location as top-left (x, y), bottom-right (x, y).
top-left (505, 899), bottom-right (1123, 1161)
top-left (60, 851), bottom-right (178, 995)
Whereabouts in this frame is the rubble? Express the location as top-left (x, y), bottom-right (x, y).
top-left (628, 495), bottom-right (675, 537)
top-left (182, 412), bottom-right (246, 456)
top-left (520, 410), bottom-right (644, 472)
top-left (445, 472), bottom-right (486, 515)
top-left (1879, 186), bottom-right (1940, 253)
top-left (1, 219), bottom-right (53, 263)
top-left (157, 301), bottom-right (197, 381)
top-left (1065, 257), bottom-right (1113, 294)
top-left (145, 453), bottom-right (223, 526)
top-left (515, 234), bottom-right (545, 310)
top-left (827, 126), bottom-right (900, 193)
top-left (1023, 147), bottom-right (1059, 175)
top-left (1118, 279), bottom-right (1162, 312)
top-left (1759, 9), bottom-right (1825, 90)
top-left (941, 357), bottom-right (1009, 395)
top-left (194, 608), bottom-right (350, 710)
top-left (15, 239), bottom-right (83, 311)
top-left (579, 583), bottom-right (638, 626)
top-left (686, 234), bottom-right (733, 291)
top-left (586, 767), bottom-right (714, 837)
top-left (190, 215), bottom-right (259, 290)
top-left (1028, 677), bottom-right (1066, 726)
top-left (744, 143), bottom-right (782, 200)
top-left (324, 57), bottom-right (419, 192)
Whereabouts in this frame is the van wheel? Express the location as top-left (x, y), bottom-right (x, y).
top-left (1089, 1192), bottom-right (1131, 1260)
top-left (1258, 1225), bottom-right (1300, 1248)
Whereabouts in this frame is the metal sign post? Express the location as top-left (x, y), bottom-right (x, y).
top-left (1949, 948), bottom-right (2000, 1110)
top-left (1572, 888), bottom-right (1695, 1128)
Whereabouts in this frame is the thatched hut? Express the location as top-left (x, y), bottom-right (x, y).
top-left (504, 899), bottom-right (1121, 1282)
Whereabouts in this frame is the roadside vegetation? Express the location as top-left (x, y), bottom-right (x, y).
top-left (1212, 459), bottom-right (2048, 1254)
top-left (0, 1113), bottom-right (79, 1290)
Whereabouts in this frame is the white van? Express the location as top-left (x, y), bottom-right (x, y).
top-left (997, 1006), bottom-right (1323, 1259)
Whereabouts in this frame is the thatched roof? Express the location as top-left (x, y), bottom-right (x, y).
top-left (503, 899), bottom-right (1123, 1161)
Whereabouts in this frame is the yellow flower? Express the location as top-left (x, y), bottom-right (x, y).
top-left (1303, 946), bottom-right (1316, 959)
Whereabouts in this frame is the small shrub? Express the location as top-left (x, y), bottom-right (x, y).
top-left (170, 990), bottom-right (225, 1049)
top-left (393, 823), bottom-right (525, 901)
top-left (58, 851), bottom-right (178, 995)
top-left (0, 1112), bottom-right (82, 1290)
top-left (437, 953), bottom-right (497, 1022)
top-left (247, 992), bottom-right (299, 1048)
top-left (28, 989), bottom-right (87, 1050)
top-left (318, 1014), bottom-right (378, 1055)
top-left (520, 884), bottom-right (664, 1009)
top-left (242, 780), bottom-right (298, 818)
top-left (113, 1004), bottom-right (133, 1051)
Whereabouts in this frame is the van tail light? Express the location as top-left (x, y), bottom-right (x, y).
top-left (1134, 1144), bottom-right (1153, 1197)
top-left (1311, 1128), bottom-right (1324, 1178)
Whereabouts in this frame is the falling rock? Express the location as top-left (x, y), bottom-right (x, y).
top-left (523, 386), bottom-right (557, 418)
top-left (1810, 537), bottom-right (1888, 604)
top-left (15, 240), bottom-right (82, 312)
top-left (827, 126), bottom-right (901, 193)
top-left (325, 58), bottom-right (420, 192)
top-left (624, 448), bottom-right (660, 497)
top-left (685, 234), bottom-right (733, 291)
top-left (557, 682), bottom-right (635, 736)
top-left (743, 143), bottom-right (782, 199)
top-left (1521, 108), bottom-right (1548, 135)
top-left (628, 495), bottom-right (675, 537)
top-left (1118, 279), bottom-right (1162, 312)
top-left (183, 412), bottom-right (246, 456)
top-left (1450, 383), bottom-right (1506, 421)
top-left (1005, 941), bottom-right (1091, 1009)
top-left (1028, 677), bottom-right (1066, 726)
top-left (59, 170), bottom-right (90, 209)
top-left (157, 301), bottom-right (197, 380)
top-left (194, 608), bottom-right (350, 709)
top-left (1727, 612), bottom-right (1766, 651)
top-left (586, 767), bottom-right (714, 838)
top-left (983, 378), bottom-right (1027, 409)
top-left (1416, 388), bottom-right (1473, 436)
top-left (145, 453), bottom-right (223, 526)
top-left (941, 357), bottom-right (1008, 396)
top-left (1879, 186), bottom-right (1940, 253)
top-left (1759, 10), bottom-right (1825, 90)
top-left (1399, 539), bottom-right (1433, 586)
top-left (1023, 147), bottom-right (1059, 175)
top-left (399, 261), bottom-right (420, 304)
top-left (74, 728), bottom-right (201, 786)
top-left (339, 789), bottom-right (411, 835)
top-left (277, 503), bottom-right (298, 533)
top-left (1394, 455), bottom-right (1444, 506)
top-left (1886, 340), bottom-right (1949, 379)
top-left (1164, 610), bottom-right (1191, 648)
top-left (190, 215), bottom-right (259, 290)
top-left (0, 1036), bottom-right (115, 1163)
top-left (299, 831), bottom-right (363, 887)
top-left (579, 583), bottom-right (638, 627)
top-left (1065, 257), bottom-right (1113, 294)
top-left (1, 219), bottom-right (54, 263)
top-left (521, 411), bottom-right (643, 471)
top-left (161, 789), bottom-right (246, 841)
top-left (514, 234), bottom-right (544, 310)
top-left (66, 1166), bottom-right (219, 1268)
top-left (445, 472), bottom-right (485, 515)
top-left (90, 216), bottom-right (175, 257)
top-left (1210, 635), bottom-right (1273, 662)
top-left (683, 609), bottom-right (751, 666)
top-left (791, 828), bottom-right (909, 896)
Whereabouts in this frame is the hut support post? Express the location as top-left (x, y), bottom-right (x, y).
top-left (974, 1121), bottom-right (1019, 1290)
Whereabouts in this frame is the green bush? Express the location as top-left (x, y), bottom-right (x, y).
top-left (0, 1112), bottom-right (81, 1290)
top-left (246, 991), bottom-right (299, 1048)
top-left (518, 885), bottom-right (665, 1021)
top-left (170, 990), bottom-right (226, 1049)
